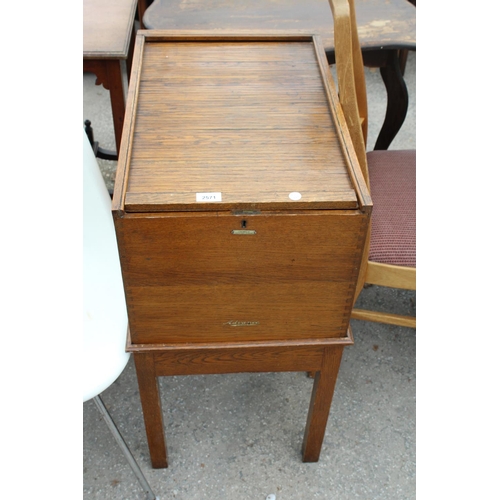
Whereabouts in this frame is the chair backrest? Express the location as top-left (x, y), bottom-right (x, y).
top-left (328, 0), bottom-right (376, 299)
top-left (328, 0), bottom-right (369, 188)
top-left (328, 0), bottom-right (417, 325)
top-left (83, 128), bottom-right (129, 402)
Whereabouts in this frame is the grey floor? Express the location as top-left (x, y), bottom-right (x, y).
top-left (83, 47), bottom-right (416, 500)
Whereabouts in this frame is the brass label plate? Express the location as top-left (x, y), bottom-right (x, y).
top-left (231, 230), bottom-right (257, 235)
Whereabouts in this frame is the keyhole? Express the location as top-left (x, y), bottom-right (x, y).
top-left (241, 220), bottom-right (247, 228)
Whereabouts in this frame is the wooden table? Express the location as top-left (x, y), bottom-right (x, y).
top-left (83, 0), bottom-right (138, 159)
top-left (142, 0), bottom-right (416, 150)
top-left (113, 31), bottom-right (371, 469)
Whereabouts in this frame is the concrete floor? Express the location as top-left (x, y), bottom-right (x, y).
top-left (83, 44), bottom-right (416, 500)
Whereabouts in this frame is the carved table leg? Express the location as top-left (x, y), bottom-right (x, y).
top-left (302, 345), bottom-right (344, 462)
top-left (83, 58), bottom-right (127, 161)
top-left (327, 48), bottom-right (411, 151)
top-left (374, 50), bottom-right (410, 150)
top-left (134, 353), bottom-right (169, 469)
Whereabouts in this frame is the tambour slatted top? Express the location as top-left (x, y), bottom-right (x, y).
top-left (115, 32), bottom-right (366, 213)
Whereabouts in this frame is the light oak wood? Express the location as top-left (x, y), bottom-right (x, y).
top-left (302, 346), bottom-right (344, 462)
top-left (351, 308), bottom-right (416, 328)
top-left (121, 37), bottom-right (361, 212)
top-left (141, 0), bottom-right (415, 149)
top-left (115, 210), bottom-right (368, 344)
top-left (365, 261), bottom-right (416, 290)
top-left (113, 32), bottom-right (371, 468)
top-left (131, 332), bottom-right (353, 467)
top-left (328, 0), bottom-right (416, 328)
top-left (134, 353), bottom-right (168, 468)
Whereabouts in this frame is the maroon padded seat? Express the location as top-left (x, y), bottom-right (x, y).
top-left (367, 150), bottom-right (416, 268)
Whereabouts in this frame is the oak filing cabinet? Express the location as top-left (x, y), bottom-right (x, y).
top-left (112, 31), bottom-right (372, 468)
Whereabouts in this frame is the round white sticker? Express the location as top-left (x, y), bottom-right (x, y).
top-left (289, 192), bottom-right (302, 201)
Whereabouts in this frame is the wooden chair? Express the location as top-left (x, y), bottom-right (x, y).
top-left (327, 0), bottom-right (416, 328)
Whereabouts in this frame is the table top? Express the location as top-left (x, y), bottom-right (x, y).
top-left (115, 33), bottom-right (370, 213)
top-left (143, 0), bottom-right (416, 52)
top-left (83, 0), bottom-right (138, 59)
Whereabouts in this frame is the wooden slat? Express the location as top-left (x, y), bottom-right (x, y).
top-left (112, 33), bottom-right (146, 215)
top-left (153, 344), bottom-right (325, 375)
top-left (365, 261), bottom-right (416, 290)
top-left (312, 35), bottom-right (372, 213)
top-left (130, 330), bottom-right (354, 374)
top-left (126, 330), bottom-right (355, 352)
top-left (122, 38), bottom-right (357, 212)
top-left (351, 308), bottom-right (416, 328)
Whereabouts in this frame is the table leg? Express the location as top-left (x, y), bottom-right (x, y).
top-left (132, 338), bottom-right (350, 467)
top-left (106, 60), bottom-right (126, 154)
top-left (302, 345), bottom-right (344, 462)
top-left (126, 22), bottom-right (137, 82)
top-left (134, 353), bottom-right (169, 469)
top-left (399, 49), bottom-right (409, 76)
top-left (84, 58), bottom-right (127, 159)
top-left (137, 0), bottom-right (147, 29)
top-left (328, 48), bottom-right (411, 150)
top-left (374, 50), bottom-right (409, 150)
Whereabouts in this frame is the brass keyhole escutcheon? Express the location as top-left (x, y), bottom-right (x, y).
top-left (231, 219), bottom-right (256, 235)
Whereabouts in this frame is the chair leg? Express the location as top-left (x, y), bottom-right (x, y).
top-left (93, 395), bottom-right (157, 500)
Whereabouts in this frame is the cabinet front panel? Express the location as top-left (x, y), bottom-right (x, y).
top-left (117, 211), bottom-right (367, 343)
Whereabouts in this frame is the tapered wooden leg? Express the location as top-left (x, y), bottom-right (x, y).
top-left (302, 346), bottom-right (344, 462)
top-left (134, 353), bottom-right (168, 468)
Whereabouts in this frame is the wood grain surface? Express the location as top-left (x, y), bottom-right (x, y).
top-left (112, 34), bottom-right (371, 346)
top-left (83, 0), bottom-right (138, 58)
top-left (116, 210), bottom-right (368, 344)
top-left (111, 33), bottom-right (372, 468)
top-left (123, 38), bottom-right (358, 212)
top-left (143, 0), bottom-right (416, 52)
top-left (134, 353), bottom-right (169, 468)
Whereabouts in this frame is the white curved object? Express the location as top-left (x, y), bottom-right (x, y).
top-left (83, 129), bottom-right (129, 403)
top-left (83, 129), bottom-right (157, 499)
